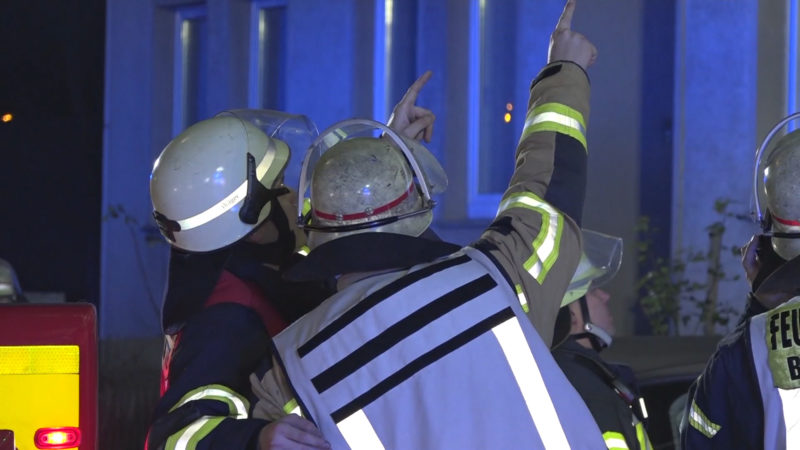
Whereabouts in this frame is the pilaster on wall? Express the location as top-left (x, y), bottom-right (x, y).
top-left (672, 0), bottom-right (766, 334)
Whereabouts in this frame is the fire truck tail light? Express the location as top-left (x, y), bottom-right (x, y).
top-left (34, 427), bottom-right (81, 449)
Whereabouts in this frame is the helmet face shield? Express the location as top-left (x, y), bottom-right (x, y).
top-left (217, 109), bottom-right (319, 189)
top-left (561, 229), bottom-right (623, 307)
top-left (297, 119), bottom-right (447, 246)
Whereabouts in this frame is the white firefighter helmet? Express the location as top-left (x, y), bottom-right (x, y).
top-left (753, 113), bottom-right (800, 261)
top-left (561, 229), bottom-right (623, 307)
top-left (150, 110), bottom-right (317, 252)
top-left (297, 119), bottom-right (447, 249)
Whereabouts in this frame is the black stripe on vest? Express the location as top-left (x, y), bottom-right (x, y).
top-left (311, 274), bottom-right (497, 393)
top-left (297, 254), bottom-right (472, 357)
top-left (330, 306), bottom-right (515, 423)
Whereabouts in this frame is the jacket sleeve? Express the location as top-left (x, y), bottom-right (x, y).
top-left (147, 303), bottom-right (271, 450)
top-left (472, 61), bottom-right (590, 346)
top-left (681, 323), bottom-right (764, 449)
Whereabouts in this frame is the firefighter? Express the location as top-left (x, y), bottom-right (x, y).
top-left (145, 90), bottom-right (436, 447)
top-left (249, 1), bottom-right (607, 447)
top-left (682, 120), bottom-right (800, 448)
top-left (551, 230), bottom-right (653, 450)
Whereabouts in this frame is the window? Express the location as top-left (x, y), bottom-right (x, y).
top-left (248, 0), bottom-right (287, 110)
top-left (467, 0), bottom-right (520, 218)
top-left (373, 0), bottom-right (419, 122)
top-left (172, 6), bottom-right (208, 136)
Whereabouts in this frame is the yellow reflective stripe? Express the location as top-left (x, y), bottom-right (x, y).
top-left (302, 197), bottom-right (312, 216)
top-left (493, 317), bottom-right (569, 448)
top-left (0, 345), bottom-right (79, 375)
top-left (166, 416), bottom-right (225, 450)
top-left (636, 422), bottom-right (653, 450)
top-left (602, 431), bottom-right (629, 449)
top-left (497, 192), bottom-right (564, 284)
top-left (337, 409), bottom-right (385, 450)
top-left (170, 384), bottom-right (249, 419)
top-left (520, 103), bottom-right (587, 151)
top-left (688, 399), bottom-right (720, 438)
top-left (515, 284), bottom-right (529, 313)
top-left (175, 142), bottom-right (283, 231)
top-left (297, 245), bottom-right (310, 256)
top-left (283, 398), bottom-right (302, 416)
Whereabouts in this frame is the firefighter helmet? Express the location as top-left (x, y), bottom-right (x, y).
top-left (150, 110), bottom-right (317, 252)
top-left (753, 114), bottom-right (800, 261)
top-left (297, 119), bottom-right (447, 249)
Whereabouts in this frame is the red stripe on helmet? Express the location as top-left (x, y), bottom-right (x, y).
top-left (773, 214), bottom-right (800, 227)
top-left (314, 183), bottom-right (414, 221)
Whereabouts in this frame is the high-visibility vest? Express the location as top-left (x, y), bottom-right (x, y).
top-left (272, 247), bottom-right (605, 449)
top-left (749, 296), bottom-right (800, 449)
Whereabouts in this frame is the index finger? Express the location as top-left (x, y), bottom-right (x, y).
top-left (399, 70), bottom-right (433, 106)
top-left (555, 0), bottom-right (575, 31)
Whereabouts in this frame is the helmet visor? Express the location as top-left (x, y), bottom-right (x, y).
top-left (216, 109), bottom-right (319, 189)
top-left (561, 229), bottom-right (623, 306)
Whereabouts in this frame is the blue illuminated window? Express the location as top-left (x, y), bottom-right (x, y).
top-left (248, 0), bottom-right (287, 110)
top-left (172, 6), bottom-right (208, 136)
top-left (374, 0), bottom-right (419, 122)
top-left (467, 0), bottom-right (520, 218)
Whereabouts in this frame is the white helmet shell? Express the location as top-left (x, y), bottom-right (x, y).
top-left (298, 119), bottom-right (445, 249)
top-left (150, 115), bottom-right (290, 252)
top-left (764, 129), bottom-right (800, 260)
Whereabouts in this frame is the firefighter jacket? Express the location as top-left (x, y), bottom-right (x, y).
top-left (147, 246), bottom-right (332, 450)
top-left (250, 61), bottom-right (606, 449)
top-left (553, 337), bottom-right (653, 450)
top-left (682, 296), bottom-right (800, 449)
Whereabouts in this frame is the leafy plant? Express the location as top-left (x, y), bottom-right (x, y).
top-left (636, 199), bottom-right (745, 336)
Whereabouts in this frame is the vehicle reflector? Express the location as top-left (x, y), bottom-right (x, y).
top-left (0, 345), bottom-right (79, 375)
top-left (34, 427), bottom-right (81, 449)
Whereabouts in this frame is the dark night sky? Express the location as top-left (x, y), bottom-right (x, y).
top-left (1, 1), bottom-right (105, 303)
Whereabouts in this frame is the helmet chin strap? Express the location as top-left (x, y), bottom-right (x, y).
top-left (572, 296), bottom-right (613, 352)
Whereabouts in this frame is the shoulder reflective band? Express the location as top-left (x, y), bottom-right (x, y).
top-left (169, 384), bottom-right (249, 419)
top-left (496, 192), bottom-right (564, 284)
top-left (337, 409), bottom-right (386, 450)
top-left (635, 422), bottom-right (653, 450)
top-left (174, 143), bottom-right (281, 232)
top-left (688, 399), bottom-right (720, 438)
top-left (515, 284), bottom-right (529, 313)
top-left (520, 103), bottom-right (587, 152)
top-left (602, 431), bottom-right (629, 449)
top-left (166, 416), bottom-right (224, 450)
top-left (0, 345), bottom-right (79, 374)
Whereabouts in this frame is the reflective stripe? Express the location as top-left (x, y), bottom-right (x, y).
top-left (496, 192), bottom-right (563, 284)
top-left (520, 103), bottom-right (587, 151)
top-left (166, 416), bottom-right (224, 450)
top-left (283, 398), bottom-right (302, 416)
top-left (170, 384), bottom-right (249, 419)
top-left (297, 246), bottom-right (310, 256)
top-left (638, 397), bottom-right (649, 419)
top-left (176, 146), bottom-right (278, 231)
top-left (688, 399), bottom-right (720, 438)
top-left (337, 409), bottom-right (386, 450)
top-left (778, 387), bottom-right (800, 444)
top-left (636, 422), bottom-right (652, 450)
top-left (515, 284), bottom-right (529, 313)
top-left (0, 345), bottom-right (79, 375)
top-left (602, 431), bottom-right (629, 449)
top-left (492, 317), bottom-right (569, 449)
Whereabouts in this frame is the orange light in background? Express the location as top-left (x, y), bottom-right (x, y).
top-left (1, 113), bottom-right (12, 123)
top-left (504, 113), bottom-right (512, 123)
top-left (505, 103), bottom-right (513, 111)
